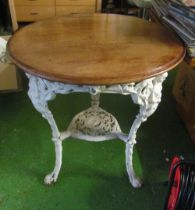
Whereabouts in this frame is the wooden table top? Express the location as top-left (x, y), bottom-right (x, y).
top-left (8, 14), bottom-right (185, 85)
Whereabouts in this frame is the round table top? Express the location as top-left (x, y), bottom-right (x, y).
top-left (8, 14), bottom-right (185, 85)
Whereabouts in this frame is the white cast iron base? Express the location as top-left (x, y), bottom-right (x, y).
top-left (26, 72), bottom-right (168, 188)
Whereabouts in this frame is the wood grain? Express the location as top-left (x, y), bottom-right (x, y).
top-left (56, 0), bottom-right (95, 6)
top-left (14, 0), bottom-right (55, 6)
top-left (8, 14), bottom-right (185, 85)
top-left (15, 5), bottom-right (55, 21)
top-left (96, 0), bottom-right (102, 12)
top-left (56, 6), bottom-right (95, 16)
top-left (8, 0), bottom-right (18, 32)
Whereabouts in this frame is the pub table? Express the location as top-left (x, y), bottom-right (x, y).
top-left (6, 14), bottom-right (184, 187)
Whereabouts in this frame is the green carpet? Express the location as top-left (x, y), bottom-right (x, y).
top-left (0, 70), bottom-right (194, 210)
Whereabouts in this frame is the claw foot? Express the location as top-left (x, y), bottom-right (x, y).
top-left (129, 175), bottom-right (142, 188)
top-left (44, 173), bottom-right (57, 185)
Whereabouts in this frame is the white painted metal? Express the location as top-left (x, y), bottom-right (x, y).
top-left (26, 72), bottom-right (168, 187)
top-left (0, 36), bottom-right (168, 187)
top-left (125, 72), bottom-right (168, 187)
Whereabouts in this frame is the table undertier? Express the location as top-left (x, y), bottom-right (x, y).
top-left (26, 72), bottom-right (167, 187)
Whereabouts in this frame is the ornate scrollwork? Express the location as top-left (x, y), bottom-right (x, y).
top-left (0, 35), bottom-right (169, 187)
top-left (27, 72), bottom-right (168, 187)
top-left (125, 72), bottom-right (168, 187)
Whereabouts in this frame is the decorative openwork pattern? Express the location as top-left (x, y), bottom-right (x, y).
top-left (0, 37), bottom-right (168, 187)
top-left (26, 72), bottom-right (168, 187)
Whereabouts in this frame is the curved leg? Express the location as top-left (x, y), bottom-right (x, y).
top-left (44, 139), bottom-right (62, 184)
top-left (125, 113), bottom-right (145, 188)
top-left (126, 72), bottom-right (168, 188)
top-left (27, 74), bottom-right (63, 184)
top-left (26, 71), bottom-right (168, 187)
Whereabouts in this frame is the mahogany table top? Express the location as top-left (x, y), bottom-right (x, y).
top-left (8, 14), bottom-right (185, 85)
